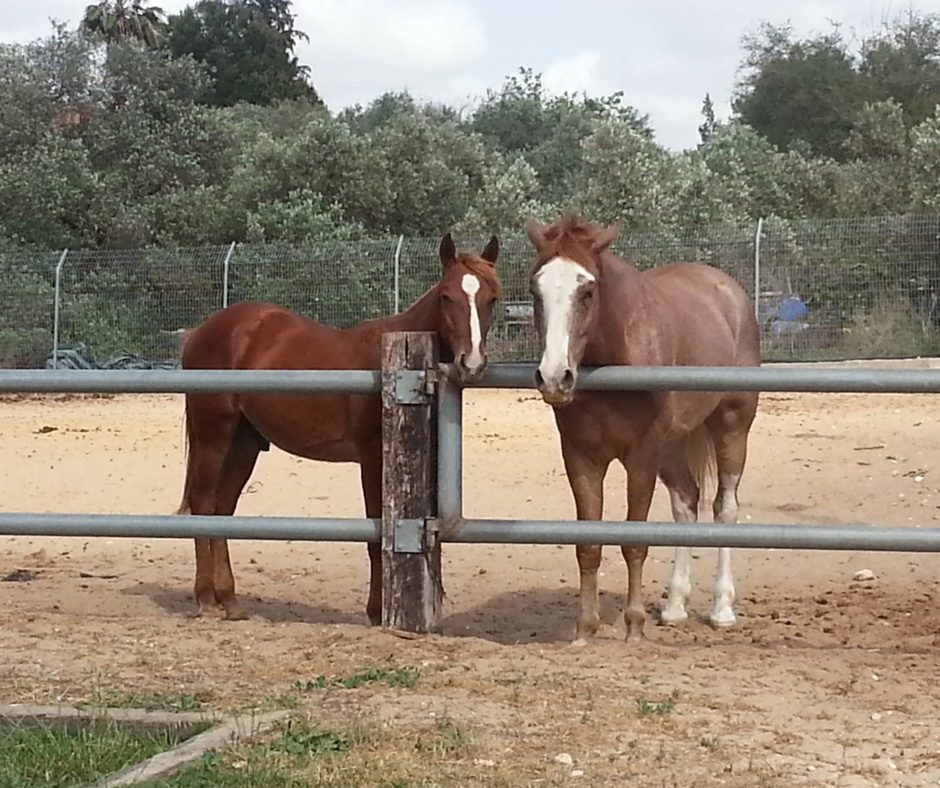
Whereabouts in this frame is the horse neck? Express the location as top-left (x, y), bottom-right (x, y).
top-left (586, 253), bottom-right (647, 364)
top-left (352, 286), bottom-right (442, 342)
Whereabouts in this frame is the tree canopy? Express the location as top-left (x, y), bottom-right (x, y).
top-left (2, 10), bottom-right (940, 252)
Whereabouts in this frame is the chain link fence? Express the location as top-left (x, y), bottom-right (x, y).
top-left (1, 214), bottom-right (938, 369)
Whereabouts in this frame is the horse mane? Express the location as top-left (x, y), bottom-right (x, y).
top-left (528, 215), bottom-right (617, 274)
top-left (453, 252), bottom-right (504, 300)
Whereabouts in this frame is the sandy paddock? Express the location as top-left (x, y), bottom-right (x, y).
top-left (4, 374), bottom-right (940, 785)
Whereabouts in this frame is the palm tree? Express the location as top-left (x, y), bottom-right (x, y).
top-left (81, 0), bottom-right (166, 47)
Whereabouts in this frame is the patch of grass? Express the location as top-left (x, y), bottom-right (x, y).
top-left (267, 722), bottom-right (349, 757)
top-left (414, 718), bottom-right (472, 757)
top-left (636, 698), bottom-right (675, 717)
top-left (0, 720), bottom-right (190, 788)
top-left (293, 663), bottom-right (420, 691)
top-left (151, 720), bottom-right (349, 788)
top-left (91, 688), bottom-right (211, 712)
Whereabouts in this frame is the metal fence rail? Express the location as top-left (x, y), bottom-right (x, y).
top-left (4, 357), bottom-right (940, 631)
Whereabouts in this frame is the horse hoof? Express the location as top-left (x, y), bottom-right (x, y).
top-left (223, 607), bottom-right (249, 621)
top-left (709, 611), bottom-right (736, 628)
top-left (659, 609), bottom-right (688, 626)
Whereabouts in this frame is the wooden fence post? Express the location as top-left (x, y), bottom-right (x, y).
top-left (380, 331), bottom-right (442, 633)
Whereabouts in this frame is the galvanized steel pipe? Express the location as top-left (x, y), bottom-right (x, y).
top-left (0, 369), bottom-right (381, 394)
top-left (0, 513), bottom-right (380, 542)
top-left (447, 519), bottom-right (940, 552)
top-left (474, 363), bottom-right (940, 393)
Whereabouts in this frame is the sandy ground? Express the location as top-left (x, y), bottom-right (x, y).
top-left (4, 377), bottom-right (940, 785)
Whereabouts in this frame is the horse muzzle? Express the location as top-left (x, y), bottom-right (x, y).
top-left (454, 351), bottom-right (487, 384)
top-left (535, 367), bottom-right (577, 406)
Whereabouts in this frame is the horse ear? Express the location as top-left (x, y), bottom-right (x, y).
top-left (481, 235), bottom-right (499, 265)
top-left (526, 219), bottom-right (548, 251)
top-left (593, 220), bottom-right (623, 252)
top-left (439, 233), bottom-right (457, 269)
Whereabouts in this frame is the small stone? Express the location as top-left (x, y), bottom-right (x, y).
top-left (871, 712), bottom-right (882, 721)
top-left (571, 770), bottom-right (585, 777)
top-left (474, 759), bottom-right (495, 767)
top-left (854, 569), bottom-right (875, 582)
top-left (554, 753), bottom-right (574, 766)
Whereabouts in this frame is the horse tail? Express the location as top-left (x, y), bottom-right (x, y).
top-left (684, 423), bottom-right (717, 517)
top-left (176, 400), bottom-right (194, 516)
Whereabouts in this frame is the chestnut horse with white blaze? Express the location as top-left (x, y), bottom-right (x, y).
top-left (177, 234), bottom-right (502, 622)
top-left (526, 216), bottom-right (760, 643)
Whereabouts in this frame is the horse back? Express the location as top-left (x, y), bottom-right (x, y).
top-left (181, 301), bottom-right (367, 371)
top-left (639, 263), bottom-right (760, 368)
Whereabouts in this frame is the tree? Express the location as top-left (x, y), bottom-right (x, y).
top-left (698, 93), bottom-right (719, 145)
top-left (165, 0), bottom-right (318, 107)
top-left (81, 0), bottom-right (166, 47)
top-left (860, 11), bottom-right (940, 130)
top-left (733, 23), bottom-right (868, 160)
top-left (468, 68), bottom-right (651, 203)
top-left (339, 91), bottom-right (459, 135)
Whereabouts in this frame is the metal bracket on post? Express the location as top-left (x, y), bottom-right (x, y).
top-left (394, 369), bottom-right (436, 404)
top-left (393, 518), bottom-right (436, 553)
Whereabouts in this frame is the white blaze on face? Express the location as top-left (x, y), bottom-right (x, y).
top-left (533, 257), bottom-right (595, 385)
top-left (461, 273), bottom-right (484, 370)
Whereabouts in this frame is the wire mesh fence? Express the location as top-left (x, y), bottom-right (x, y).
top-left (1, 213), bottom-right (938, 369)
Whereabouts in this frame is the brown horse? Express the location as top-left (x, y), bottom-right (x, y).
top-left (177, 234), bottom-right (502, 622)
top-left (526, 217), bottom-right (760, 643)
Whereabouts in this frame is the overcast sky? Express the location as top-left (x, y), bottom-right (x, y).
top-left (5, 0), bottom-right (940, 151)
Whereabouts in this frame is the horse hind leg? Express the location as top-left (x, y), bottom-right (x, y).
top-left (179, 399), bottom-right (260, 620)
top-left (207, 417), bottom-right (266, 620)
top-left (705, 398), bottom-right (757, 628)
top-left (658, 438), bottom-right (701, 626)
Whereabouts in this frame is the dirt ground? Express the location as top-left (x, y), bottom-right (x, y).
top-left (5, 367), bottom-right (940, 786)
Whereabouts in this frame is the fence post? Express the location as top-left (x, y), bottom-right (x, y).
top-left (221, 241), bottom-right (236, 310)
top-left (380, 331), bottom-right (442, 633)
top-left (51, 249), bottom-right (69, 370)
top-left (393, 234), bottom-right (404, 314)
top-left (754, 217), bottom-right (763, 322)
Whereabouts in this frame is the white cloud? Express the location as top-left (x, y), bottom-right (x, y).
top-left (296, 0), bottom-right (488, 110)
top-left (301, 0), bottom-right (486, 74)
top-left (542, 51), bottom-right (609, 98)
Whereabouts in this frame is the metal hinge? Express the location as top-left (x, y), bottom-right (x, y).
top-left (394, 368), bottom-right (437, 404)
top-left (394, 517), bottom-right (438, 553)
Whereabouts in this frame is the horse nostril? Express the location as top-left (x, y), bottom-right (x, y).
top-left (534, 369), bottom-right (545, 389)
top-left (561, 368), bottom-right (575, 391)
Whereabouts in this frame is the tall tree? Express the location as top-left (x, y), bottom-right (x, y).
top-left (698, 93), bottom-right (718, 145)
top-left (81, 0), bottom-right (166, 47)
top-left (733, 23), bottom-right (867, 160)
top-left (165, 0), bottom-right (318, 107)
top-left (859, 11), bottom-right (940, 130)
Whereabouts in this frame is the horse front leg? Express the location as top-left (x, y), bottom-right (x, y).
top-left (621, 453), bottom-right (659, 642)
top-left (561, 448), bottom-right (608, 646)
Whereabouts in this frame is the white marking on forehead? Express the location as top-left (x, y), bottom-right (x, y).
top-left (533, 257), bottom-right (594, 383)
top-left (461, 273), bottom-right (484, 370)
top-left (461, 273), bottom-right (481, 297)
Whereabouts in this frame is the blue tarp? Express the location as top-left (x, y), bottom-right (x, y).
top-left (774, 295), bottom-right (809, 322)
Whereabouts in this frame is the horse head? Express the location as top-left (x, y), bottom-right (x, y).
top-left (437, 233), bottom-right (502, 384)
top-left (527, 217), bottom-right (622, 406)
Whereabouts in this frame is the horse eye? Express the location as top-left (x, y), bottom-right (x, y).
top-left (441, 293), bottom-right (454, 304)
top-left (581, 290), bottom-right (594, 302)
